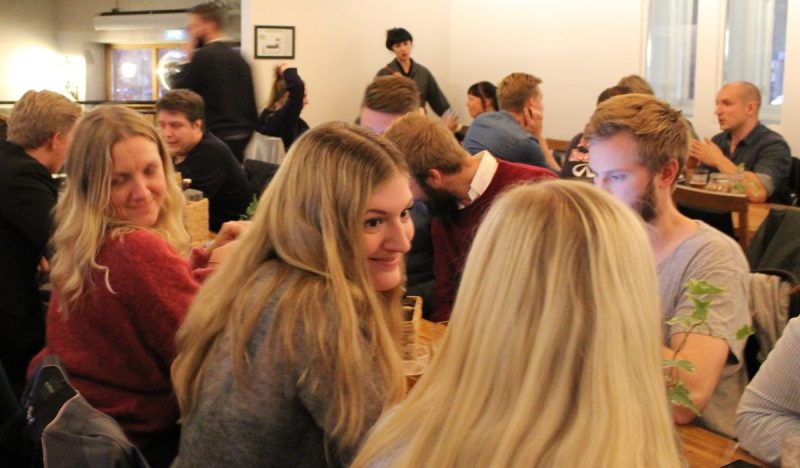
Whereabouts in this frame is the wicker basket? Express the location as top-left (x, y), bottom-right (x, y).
top-left (184, 198), bottom-right (209, 245)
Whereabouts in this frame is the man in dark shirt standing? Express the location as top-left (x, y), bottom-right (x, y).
top-left (172, 2), bottom-right (257, 164)
top-left (156, 90), bottom-right (250, 232)
top-left (689, 81), bottom-right (792, 203)
top-left (0, 90), bottom-right (80, 395)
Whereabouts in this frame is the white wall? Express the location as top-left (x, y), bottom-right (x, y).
top-left (4, 0), bottom-right (799, 152)
top-left (0, 0), bottom-right (59, 101)
top-left (242, 0), bottom-right (800, 153)
top-left (242, 0), bottom-right (451, 121)
top-left (242, 0), bottom-right (646, 142)
top-left (448, 0), bottom-right (646, 141)
top-left (780, 0), bottom-right (800, 152)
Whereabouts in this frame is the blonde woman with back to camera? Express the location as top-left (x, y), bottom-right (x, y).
top-left (171, 122), bottom-right (414, 466)
top-left (353, 180), bottom-right (682, 467)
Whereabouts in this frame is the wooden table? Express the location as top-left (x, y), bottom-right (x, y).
top-left (678, 424), bottom-right (764, 467)
top-left (416, 321), bottom-right (765, 466)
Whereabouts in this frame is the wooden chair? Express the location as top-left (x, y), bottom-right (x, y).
top-left (673, 185), bottom-right (749, 250)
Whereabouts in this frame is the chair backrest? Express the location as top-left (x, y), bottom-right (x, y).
top-left (673, 184), bottom-right (749, 250)
top-left (746, 206), bottom-right (800, 281)
top-left (744, 269), bottom-right (797, 379)
top-left (784, 156), bottom-right (800, 206)
top-left (243, 159), bottom-right (280, 199)
top-left (22, 355), bottom-right (150, 468)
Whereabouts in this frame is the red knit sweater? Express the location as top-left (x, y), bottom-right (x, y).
top-left (29, 230), bottom-right (199, 449)
top-left (431, 159), bottom-right (555, 322)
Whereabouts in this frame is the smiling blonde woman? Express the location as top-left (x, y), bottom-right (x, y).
top-left (172, 122), bottom-right (414, 467)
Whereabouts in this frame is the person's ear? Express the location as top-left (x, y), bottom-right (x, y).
top-left (658, 159), bottom-right (680, 187)
top-left (48, 132), bottom-right (65, 153)
top-left (426, 168), bottom-right (444, 188)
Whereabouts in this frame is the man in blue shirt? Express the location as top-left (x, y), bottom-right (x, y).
top-left (689, 81), bottom-right (791, 203)
top-left (463, 72), bottom-right (560, 172)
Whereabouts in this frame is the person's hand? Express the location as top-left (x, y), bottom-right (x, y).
top-left (207, 220), bottom-right (250, 253)
top-left (689, 139), bottom-right (725, 168)
top-left (208, 240), bottom-right (238, 266)
top-left (277, 62), bottom-right (289, 77)
top-left (37, 256), bottom-right (50, 273)
top-left (442, 110), bottom-right (458, 133)
top-left (523, 105), bottom-right (544, 138)
top-left (190, 221), bottom-right (250, 269)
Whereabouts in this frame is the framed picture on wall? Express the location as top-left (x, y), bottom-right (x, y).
top-left (255, 26), bottom-right (295, 59)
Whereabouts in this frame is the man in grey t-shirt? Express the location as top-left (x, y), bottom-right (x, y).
top-left (586, 94), bottom-right (751, 438)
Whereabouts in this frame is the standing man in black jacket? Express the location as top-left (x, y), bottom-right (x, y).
top-left (0, 90), bottom-right (80, 396)
top-left (172, 2), bottom-right (257, 164)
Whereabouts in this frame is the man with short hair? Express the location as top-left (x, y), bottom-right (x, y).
top-left (156, 89), bottom-right (250, 232)
top-left (172, 2), bottom-right (257, 163)
top-left (359, 74), bottom-right (422, 134)
top-left (463, 72), bottom-right (560, 172)
top-left (386, 113), bottom-right (554, 322)
top-left (0, 90), bottom-right (80, 395)
top-left (689, 81), bottom-right (792, 203)
top-left (586, 93), bottom-right (751, 438)
top-left (376, 27), bottom-right (451, 117)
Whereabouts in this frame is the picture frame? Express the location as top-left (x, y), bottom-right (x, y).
top-left (254, 26), bottom-right (295, 59)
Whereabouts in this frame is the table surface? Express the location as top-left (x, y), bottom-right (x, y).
top-left (416, 320), bottom-right (764, 467)
top-left (678, 424), bottom-right (763, 467)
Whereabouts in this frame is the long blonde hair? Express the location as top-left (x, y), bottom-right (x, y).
top-left (50, 105), bottom-right (189, 313)
top-left (353, 180), bottom-right (682, 467)
top-left (172, 121), bottom-right (407, 451)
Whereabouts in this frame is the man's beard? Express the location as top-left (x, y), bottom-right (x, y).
top-left (632, 177), bottom-right (657, 223)
top-left (419, 181), bottom-right (460, 223)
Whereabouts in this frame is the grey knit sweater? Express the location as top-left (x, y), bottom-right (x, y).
top-left (173, 270), bottom-right (386, 467)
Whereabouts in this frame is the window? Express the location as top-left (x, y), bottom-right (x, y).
top-left (723, 0), bottom-right (788, 123)
top-left (107, 44), bottom-right (186, 101)
top-left (646, 0), bottom-right (698, 116)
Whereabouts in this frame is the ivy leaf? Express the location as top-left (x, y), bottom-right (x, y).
top-left (687, 279), bottom-right (726, 296)
top-left (735, 324), bottom-right (755, 341)
top-left (667, 380), bottom-right (701, 415)
top-left (662, 359), bottom-right (695, 373)
top-left (666, 314), bottom-right (698, 330)
top-left (690, 298), bottom-right (709, 322)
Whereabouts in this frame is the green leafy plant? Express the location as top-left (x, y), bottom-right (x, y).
top-left (240, 195), bottom-right (259, 220)
top-left (663, 279), bottom-right (754, 414)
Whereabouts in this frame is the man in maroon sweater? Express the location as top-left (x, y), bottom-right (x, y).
top-left (385, 113), bottom-right (555, 322)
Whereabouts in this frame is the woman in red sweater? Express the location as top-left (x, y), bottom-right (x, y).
top-left (29, 106), bottom-right (238, 467)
